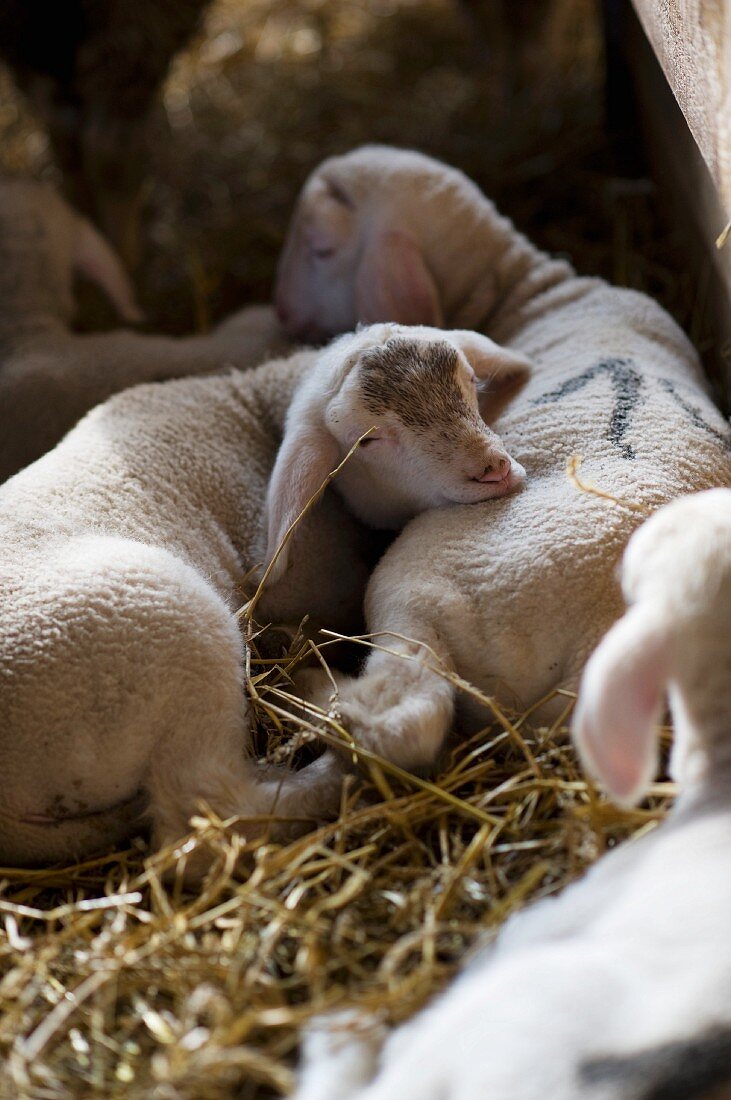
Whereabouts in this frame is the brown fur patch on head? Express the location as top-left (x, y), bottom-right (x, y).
top-left (358, 337), bottom-right (476, 434)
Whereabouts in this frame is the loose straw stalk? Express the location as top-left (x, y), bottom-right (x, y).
top-left (566, 454), bottom-right (653, 516)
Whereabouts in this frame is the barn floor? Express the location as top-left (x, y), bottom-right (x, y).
top-left (0, 1), bottom-right (703, 1097)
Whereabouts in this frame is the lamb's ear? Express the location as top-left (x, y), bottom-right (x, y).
top-left (573, 610), bottom-right (669, 807)
top-left (449, 330), bottom-right (532, 423)
top-left (265, 414), bottom-right (341, 584)
top-left (355, 229), bottom-right (443, 327)
top-left (73, 216), bottom-right (144, 324)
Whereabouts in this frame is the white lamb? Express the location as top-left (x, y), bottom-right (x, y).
top-left (277, 145), bottom-right (731, 770)
top-left (0, 178), bottom-right (288, 481)
top-left (0, 323), bottom-right (527, 872)
top-left (293, 488), bottom-right (731, 1100)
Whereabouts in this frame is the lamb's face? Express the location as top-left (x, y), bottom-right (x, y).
top-left (276, 171), bottom-right (362, 342)
top-left (275, 147), bottom-right (450, 341)
top-left (264, 323), bottom-right (530, 583)
top-left (324, 329), bottom-right (526, 528)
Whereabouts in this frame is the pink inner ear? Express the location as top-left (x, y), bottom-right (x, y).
top-left (573, 612), bottom-right (668, 806)
top-left (355, 229), bottom-right (443, 326)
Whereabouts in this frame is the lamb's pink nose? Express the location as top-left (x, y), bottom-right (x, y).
top-left (473, 455), bottom-right (511, 482)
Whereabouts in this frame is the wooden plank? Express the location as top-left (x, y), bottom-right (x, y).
top-left (622, 1), bottom-right (731, 403)
top-left (631, 0), bottom-right (731, 221)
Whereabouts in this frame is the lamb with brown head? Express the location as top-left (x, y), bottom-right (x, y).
top-left (265, 323), bottom-right (530, 581)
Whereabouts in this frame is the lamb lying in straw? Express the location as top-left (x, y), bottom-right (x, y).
top-left (0, 323), bottom-right (526, 877)
top-left (277, 144), bottom-right (731, 771)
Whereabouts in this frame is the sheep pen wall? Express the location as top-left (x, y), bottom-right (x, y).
top-left (0, 0), bottom-right (717, 1097)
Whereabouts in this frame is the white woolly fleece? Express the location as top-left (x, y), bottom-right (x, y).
top-left (290, 147), bottom-right (731, 770)
top-left (0, 350), bottom-right (370, 868)
top-left (292, 490), bottom-right (731, 1100)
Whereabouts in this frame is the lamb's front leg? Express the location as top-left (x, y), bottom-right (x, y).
top-left (296, 627), bottom-right (456, 773)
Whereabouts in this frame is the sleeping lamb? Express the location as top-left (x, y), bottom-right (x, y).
top-left (277, 144), bottom-right (731, 770)
top-left (293, 488), bottom-right (731, 1100)
top-left (0, 178), bottom-right (288, 481)
top-left (0, 323), bottom-right (527, 872)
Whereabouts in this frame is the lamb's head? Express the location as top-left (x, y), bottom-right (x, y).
top-left (275, 145), bottom-right (492, 341)
top-left (265, 323), bottom-right (531, 582)
top-left (0, 179), bottom-right (142, 330)
top-left (574, 489), bottom-right (731, 807)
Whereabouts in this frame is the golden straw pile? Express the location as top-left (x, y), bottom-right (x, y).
top-left (0, 605), bottom-right (674, 1099)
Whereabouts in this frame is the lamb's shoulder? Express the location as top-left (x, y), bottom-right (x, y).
top-left (495, 288), bottom-right (729, 488)
top-left (510, 280), bottom-right (698, 372)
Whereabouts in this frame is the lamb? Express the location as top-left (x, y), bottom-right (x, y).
top-left (0, 322), bottom-right (527, 873)
top-left (277, 144), bottom-right (731, 771)
top-left (293, 489), bottom-right (731, 1100)
top-left (0, 178), bottom-right (288, 482)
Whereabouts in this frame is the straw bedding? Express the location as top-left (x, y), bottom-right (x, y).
top-left (0, 617), bottom-right (674, 1099)
top-left (0, 0), bottom-right (712, 1096)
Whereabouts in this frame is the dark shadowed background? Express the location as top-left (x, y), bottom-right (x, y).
top-left (0, 0), bottom-right (711, 368)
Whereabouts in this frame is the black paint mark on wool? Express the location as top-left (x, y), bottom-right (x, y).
top-left (532, 358), bottom-right (642, 459)
top-left (580, 1025), bottom-right (731, 1100)
top-left (658, 378), bottom-right (731, 452)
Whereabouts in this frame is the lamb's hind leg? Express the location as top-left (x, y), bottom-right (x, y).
top-left (0, 537), bottom-right (343, 872)
top-left (295, 627), bottom-right (456, 774)
top-left (138, 553), bottom-right (346, 864)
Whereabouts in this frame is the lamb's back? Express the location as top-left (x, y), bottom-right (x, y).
top-left (0, 366), bottom-right (292, 602)
top-left (366, 281), bottom-right (730, 707)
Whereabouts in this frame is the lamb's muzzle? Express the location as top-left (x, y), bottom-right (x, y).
top-left (472, 455), bottom-right (510, 481)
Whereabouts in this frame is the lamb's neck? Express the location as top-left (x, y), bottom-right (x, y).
top-left (439, 200), bottom-right (575, 340)
top-left (230, 348), bottom-right (314, 438)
